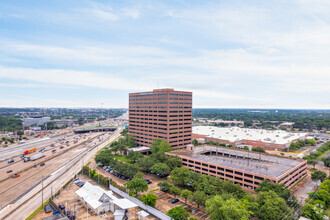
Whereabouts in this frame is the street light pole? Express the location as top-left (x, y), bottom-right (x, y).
top-left (41, 175), bottom-right (44, 209)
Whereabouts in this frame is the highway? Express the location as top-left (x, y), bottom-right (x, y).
top-left (0, 126), bottom-right (123, 220)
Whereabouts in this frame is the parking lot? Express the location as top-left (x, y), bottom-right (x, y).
top-left (152, 190), bottom-right (209, 220)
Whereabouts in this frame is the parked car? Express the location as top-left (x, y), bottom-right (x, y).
top-left (53, 210), bottom-right (60, 215)
top-left (12, 173), bottom-right (20, 178)
top-left (44, 205), bottom-right (52, 213)
top-left (7, 170), bottom-right (13, 173)
top-left (52, 150), bottom-right (56, 154)
top-left (171, 199), bottom-right (179, 204)
top-left (39, 147), bottom-right (45, 152)
top-left (40, 162), bottom-right (45, 166)
top-left (60, 146), bottom-right (64, 149)
top-left (144, 179), bottom-right (152, 184)
top-left (64, 210), bottom-right (71, 216)
top-left (8, 158), bottom-right (14, 164)
top-left (59, 204), bottom-right (65, 210)
top-left (50, 144), bottom-right (55, 147)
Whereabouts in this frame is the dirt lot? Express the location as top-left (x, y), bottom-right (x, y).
top-left (33, 175), bottom-right (158, 220)
top-left (151, 190), bottom-right (209, 220)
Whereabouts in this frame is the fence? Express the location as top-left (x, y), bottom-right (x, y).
top-left (110, 185), bottom-right (171, 220)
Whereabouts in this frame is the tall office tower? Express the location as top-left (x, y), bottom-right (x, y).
top-left (129, 88), bottom-right (192, 149)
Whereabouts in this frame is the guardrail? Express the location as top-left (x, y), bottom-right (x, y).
top-left (0, 132), bottom-right (115, 219)
top-left (110, 185), bottom-right (171, 220)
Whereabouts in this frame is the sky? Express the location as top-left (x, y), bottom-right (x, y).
top-left (0, 0), bottom-right (330, 109)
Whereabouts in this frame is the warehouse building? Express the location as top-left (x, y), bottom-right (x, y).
top-left (167, 145), bottom-right (307, 190)
top-left (193, 126), bottom-right (308, 151)
top-left (129, 88), bottom-right (192, 149)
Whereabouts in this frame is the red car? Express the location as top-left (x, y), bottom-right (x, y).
top-left (12, 173), bottom-right (20, 178)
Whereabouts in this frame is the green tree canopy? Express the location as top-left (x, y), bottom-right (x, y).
top-left (180, 189), bottom-right (192, 203)
top-left (311, 170), bottom-right (327, 182)
top-left (150, 163), bottom-right (170, 175)
top-left (157, 181), bottom-right (173, 192)
top-left (205, 195), bottom-right (250, 220)
top-left (141, 193), bottom-right (157, 207)
top-left (170, 167), bottom-right (191, 186)
top-left (150, 138), bottom-right (172, 153)
top-left (256, 190), bottom-right (294, 220)
top-left (167, 206), bottom-right (190, 220)
top-left (126, 151), bottom-right (143, 163)
top-left (170, 186), bottom-right (181, 198)
top-left (124, 178), bottom-right (148, 197)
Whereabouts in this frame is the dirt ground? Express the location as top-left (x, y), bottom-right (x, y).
top-left (152, 190), bottom-right (209, 220)
top-left (33, 175), bottom-right (158, 220)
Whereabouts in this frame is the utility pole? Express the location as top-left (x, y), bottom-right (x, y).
top-left (41, 175), bottom-right (44, 209)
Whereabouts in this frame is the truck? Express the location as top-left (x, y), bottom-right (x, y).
top-left (24, 153), bottom-right (45, 162)
top-left (29, 153), bottom-right (45, 161)
top-left (23, 148), bottom-right (36, 155)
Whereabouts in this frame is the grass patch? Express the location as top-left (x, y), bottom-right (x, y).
top-left (149, 188), bottom-right (159, 192)
top-left (25, 199), bottom-right (50, 220)
top-left (86, 161), bottom-right (91, 167)
top-left (113, 154), bottom-right (133, 164)
top-left (317, 149), bottom-right (330, 161)
top-left (309, 168), bottom-right (317, 172)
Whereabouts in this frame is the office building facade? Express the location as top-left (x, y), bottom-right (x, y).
top-left (129, 88), bottom-right (192, 149)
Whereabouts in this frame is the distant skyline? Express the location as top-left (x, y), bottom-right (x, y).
top-left (1, 0), bottom-right (330, 109)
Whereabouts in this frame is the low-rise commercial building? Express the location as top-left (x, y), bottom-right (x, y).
top-left (193, 126), bottom-right (308, 151)
top-left (23, 116), bottom-right (50, 127)
top-left (167, 145), bottom-right (307, 190)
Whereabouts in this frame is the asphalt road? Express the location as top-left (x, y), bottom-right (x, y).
top-left (0, 126), bottom-right (122, 220)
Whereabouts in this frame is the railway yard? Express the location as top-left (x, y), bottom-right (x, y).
top-left (0, 123), bottom-right (123, 219)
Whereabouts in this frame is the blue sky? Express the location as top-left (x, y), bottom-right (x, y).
top-left (0, 0), bottom-right (330, 109)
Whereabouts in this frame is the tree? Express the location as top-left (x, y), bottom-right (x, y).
top-left (158, 181), bottom-right (173, 192)
top-left (137, 156), bottom-right (155, 172)
top-left (311, 170), bottom-right (327, 182)
top-left (126, 151), bottom-right (143, 163)
top-left (256, 190), bottom-right (294, 220)
top-left (307, 139), bottom-right (316, 146)
top-left (170, 167), bottom-right (191, 186)
top-left (17, 131), bottom-right (24, 136)
top-left (167, 206), bottom-right (190, 220)
top-left (180, 189), bottom-right (192, 203)
top-left (124, 178), bottom-right (148, 197)
top-left (170, 186), bottom-right (181, 198)
top-left (302, 202), bottom-right (325, 220)
top-left (151, 139), bottom-right (172, 153)
top-left (135, 172), bottom-right (144, 179)
top-left (243, 146), bottom-right (249, 151)
top-left (191, 191), bottom-right (206, 208)
top-left (165, 156), bottom-right (182, 170)
top-left (141, 193), bottom-right (157, 207)
top-left (252, 147), bottom-right (265, 153)
top-left (321, 156), bottom-right (330, 167)
top-left (192, 139), bottom-right (199, 146)
top-left (205, 195), bottom-right (250, 220)
top-left (255, 179), bottom-right (298, 207)
top-left (308, 159), bottom-right (317, 168)
top-left (150, 163), bottom-right (170, 175)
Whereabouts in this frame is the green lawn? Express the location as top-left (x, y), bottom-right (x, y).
top-left (113, 154), bottom-right (133, 163)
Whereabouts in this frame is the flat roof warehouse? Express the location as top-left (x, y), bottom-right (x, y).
top-left (193, 126), bottom-right (308, 145)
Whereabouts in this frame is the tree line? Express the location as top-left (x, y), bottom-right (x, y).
top-left (159, 166), bottom-right (298, 220)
